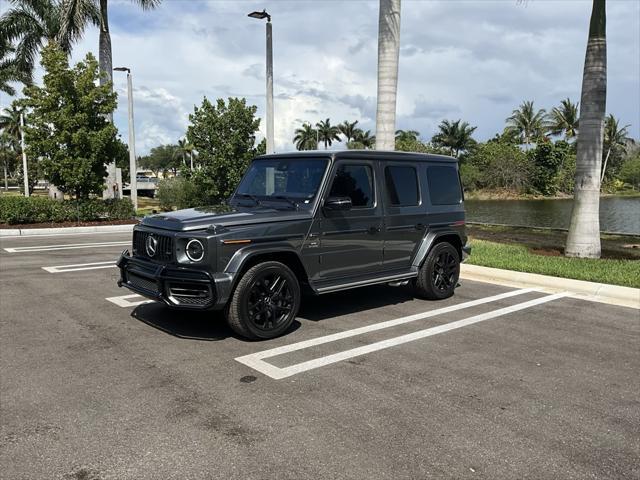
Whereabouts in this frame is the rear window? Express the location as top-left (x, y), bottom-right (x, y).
top-left (385, 165), bottom-right (419, 206)
top-left (427, 166), bottom-right (462, 205)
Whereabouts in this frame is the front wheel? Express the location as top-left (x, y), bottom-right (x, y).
top-left (226, 261), bottom-right (301, 340)
top-left (414, 242), bottom-right (460, 300)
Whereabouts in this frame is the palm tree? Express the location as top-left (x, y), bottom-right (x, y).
top-left (505, 100), bottom-right (548, 148)
top-left (431, 119), bottom-right (477, 157)
top-left (0, 0), bottom-right (86, 82)
top-left (60, 0), bottom-right (159, 87)
top-left (0, 38), bottom-right (31, 95)
top-left (548, 98), bottom-right (579, 140)
top-left (0, 104), bottom-right (24, 140)
top-left (349, 129), bottom-right (376, 149)
top-left (566, 0), bottom-right (607, 259)
top-left (293, 123), bottom-right (318, 151)
top-left (176, 138), bottom-right (195, 170)
top-left (338, 120), bottom-right (359, 143)
top-left (315, 118), bottom-right (341, 149)
top-left (395, 129), bottom-right (419, 142)
top-left (600, 114), bottom-right (631, 182)
top-left (375, 0), bottom-right (401, 151)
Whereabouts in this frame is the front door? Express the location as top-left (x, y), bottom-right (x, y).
top-left (312, 160), bottom-right (384, 281)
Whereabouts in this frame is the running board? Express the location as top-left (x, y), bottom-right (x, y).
top-left (315, 271), bottom-right (418, 294)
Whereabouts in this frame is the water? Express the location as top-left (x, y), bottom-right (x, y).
top-left (465, 196), bottom-right (640, 235)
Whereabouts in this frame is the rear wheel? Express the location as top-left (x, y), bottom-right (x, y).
top-left (414, 242), bottom-right (460, 300)
top-left (226, 261), bottom-right (301, 340)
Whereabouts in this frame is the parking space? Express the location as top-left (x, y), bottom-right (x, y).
top-left (1, 232), bottom-right (639, 479)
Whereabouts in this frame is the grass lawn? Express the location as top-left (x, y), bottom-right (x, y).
top-left (467, 239), bottom-right (640, 288)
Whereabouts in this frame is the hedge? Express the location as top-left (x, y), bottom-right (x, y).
top-left (0, 196), bottom-right (135, 224)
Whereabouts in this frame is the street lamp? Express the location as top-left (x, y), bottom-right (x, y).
top-left (113, 66), bottom-right (138, 212)
top-left (248, 9), bottom-right (274, 154)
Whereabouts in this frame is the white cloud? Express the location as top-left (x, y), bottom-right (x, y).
top-left (2, 0), bottom-right (638, 153)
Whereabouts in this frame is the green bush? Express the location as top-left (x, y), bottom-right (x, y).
top-left (619, 154), bottom-right (640, 190)
top-left (0, 196), bottom-right (134, 224)
top-left (157, 177), bottom-right (202, 211)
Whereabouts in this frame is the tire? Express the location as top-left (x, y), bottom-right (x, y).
top-left (414, 242), bottom-right (460, 300)
top-left (226, 261), bottom-right (301, 340)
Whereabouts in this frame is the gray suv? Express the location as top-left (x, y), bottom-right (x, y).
top-left (117, 150), bottom-right (470, 339)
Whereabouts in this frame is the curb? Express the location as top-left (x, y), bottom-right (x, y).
top-left (0, 224), bottom-right (136, 237)
top-left (460, 264), bottom-right (640, 310)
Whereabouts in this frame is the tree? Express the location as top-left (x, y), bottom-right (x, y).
top-left (20, 44), bottom-right (120, 198)
top-left (0, 131), bottom-right (19, 191)
top-left (0, 37), bottom-right (31, 95)
top-left (466, 141), bottom-right (532, 192)
top-left (0, 0), bottom-right (86, 82)
top-left (293, 123), bottom-right (318, 151)
top-left (0, 103), bottom-right (23, 139)
top-left (566, 0), bottom-right (607, 258)
top-left (186, 97), bottom-right (262, 204)
top-left (505, 100), bottom-right (548, 148)
top-left (527, 141), bottom-right (573, 195)
top-left (348, 129), bottom-right (376, 149)
top-left (395, 129), bottom-right (419, 142)
top-left (600, 114), bottom-right (631, 182)
top-left (375, 0), bottom-right (401, 151)
top-left (315, 118), bottom-right (341, 149)
top-left (138, 144), bottom-right (180, 178)
top-left (548, 98), bottom-right (579, 140)
top-left (176, 137), bottom-right (195, 170)
top-left (431, 119), bottom-right (477, 157)
top-left (618, 153), bottom-right (640, 190)
top-left (338, 120), bottom-right (359, 143)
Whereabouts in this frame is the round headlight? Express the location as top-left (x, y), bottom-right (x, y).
top-left (185, 239), bottom-right (205, 262)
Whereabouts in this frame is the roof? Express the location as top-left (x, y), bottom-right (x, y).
top-left (257, 150), bottom-right (458, 163)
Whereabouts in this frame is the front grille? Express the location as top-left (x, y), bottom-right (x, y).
top-left (128, 272), bottom-right (159, 294)
top-left (133, 230), bottom-right (174, 262)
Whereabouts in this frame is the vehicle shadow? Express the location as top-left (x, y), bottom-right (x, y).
top-left (299, 284), bottom-right (416, 322)
top-left (130, 302), bottom-right (302, 341)
top-left (131, 303), bottom-right (231, 341)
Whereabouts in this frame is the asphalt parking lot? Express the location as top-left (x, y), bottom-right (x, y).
top-left (1, 231), bottom-right (639, 480)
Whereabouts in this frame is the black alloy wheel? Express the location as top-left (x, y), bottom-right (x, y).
top-left (414, 242), bottom-right (460, 300)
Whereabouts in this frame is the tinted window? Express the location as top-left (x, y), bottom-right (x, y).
top-left (385, 165), bottom-right (419, 206)
top-left (427, 166), bottom-right (462, 205)
top-left (329, 164), bottom-right (374, 208)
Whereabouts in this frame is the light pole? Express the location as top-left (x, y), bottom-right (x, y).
top-left (114, 67), bottom-right (137, 211)
top-left (20, 112), bottom-right (28, 197)
top-left (248, 9), bottom-right (274, 154)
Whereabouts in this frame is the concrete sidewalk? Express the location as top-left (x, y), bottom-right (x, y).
top-left (0, 223), bottom-right (136, 237)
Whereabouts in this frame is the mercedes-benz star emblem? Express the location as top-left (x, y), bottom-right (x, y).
top-left (145, 235), bottom-right (158, 257)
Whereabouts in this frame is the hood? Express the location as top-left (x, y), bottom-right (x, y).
top-left (140, 204), bottom-right (313, 232)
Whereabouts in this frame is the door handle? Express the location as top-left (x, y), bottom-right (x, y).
top-left (368, 226), bottom-right (381, 234)
top-left (415, 223), bottom-right (425, 231)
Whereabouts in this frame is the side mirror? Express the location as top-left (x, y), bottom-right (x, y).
top-left (324, 196), bottom-right (352, 211)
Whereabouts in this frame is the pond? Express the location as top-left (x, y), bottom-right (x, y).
top-left (465, 196), bottom-right (640, 235)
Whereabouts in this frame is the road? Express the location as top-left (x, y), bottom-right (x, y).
top-left (0, 231), bottom-right (638, 480)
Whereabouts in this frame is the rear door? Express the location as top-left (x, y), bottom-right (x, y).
top-left (381, 162), bottom-right (426, 269)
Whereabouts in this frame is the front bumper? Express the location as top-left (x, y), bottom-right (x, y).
top-left (116, 250), bottom-right (232, 310)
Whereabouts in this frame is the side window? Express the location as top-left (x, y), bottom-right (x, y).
top-left (385, 165), bottom-right (419, 206)
top-left (329, 164), bottom-right (374, 208)
top-left (427, 166), bottom-right (462, 205)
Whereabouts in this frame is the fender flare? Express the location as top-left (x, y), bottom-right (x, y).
top-left (225, 242), bottom-right (307, 275)
top-left (411, 229), bottom-right (463, 268)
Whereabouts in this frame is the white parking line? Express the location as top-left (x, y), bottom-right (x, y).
top-left (42, 261), bottom-right (116, 273)
top-left (236, 291), bottom-right (568, 379)
top-left (4, 241), bottom-right (129, 253)
top-left (106, 294), bottom-right (154, 308)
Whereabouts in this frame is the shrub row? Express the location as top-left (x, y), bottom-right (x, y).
top-left (0, 196), bottom-right (135, 224)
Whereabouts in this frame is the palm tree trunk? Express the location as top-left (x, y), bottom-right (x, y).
top-left (600, 146), bottom-right (611, 183)
top-left (3, 161), bottom-right (8, 192)
top-left (566, 0), bottom-right (606, 258)
top-left (375, 0), bottom-right (401, 151)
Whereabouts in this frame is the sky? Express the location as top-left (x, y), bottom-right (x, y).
top-left (2, 0), bottom-right (639, 154)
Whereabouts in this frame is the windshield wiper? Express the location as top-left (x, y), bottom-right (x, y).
top-left (270, 195), bottom-right (299, 210)
top-left (235, 193), bottom-right (262, 206)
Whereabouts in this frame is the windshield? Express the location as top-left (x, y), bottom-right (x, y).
top-left (234, 158), bottom-right (328, 207)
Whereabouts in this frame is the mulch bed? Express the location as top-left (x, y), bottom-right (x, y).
top-left (0, 219), bottom-right (139, 229)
